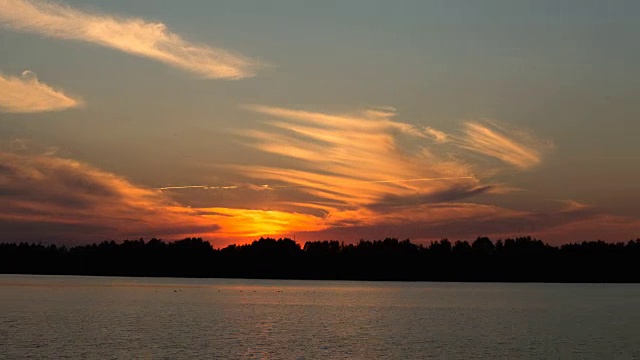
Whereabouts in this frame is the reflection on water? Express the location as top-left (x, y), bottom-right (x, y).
top-left (1, 275), bottom-right (639, 359)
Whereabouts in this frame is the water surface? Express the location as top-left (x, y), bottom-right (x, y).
top-left (1, 275), bottom-right (639, 359)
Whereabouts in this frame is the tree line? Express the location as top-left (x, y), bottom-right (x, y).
top-left (1, 236), bottom-right (639, 282)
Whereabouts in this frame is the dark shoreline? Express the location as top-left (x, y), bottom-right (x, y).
top-left (2, 272), bottom-right (640, 285)
top-left (2, 236), bottom-right (640, 283)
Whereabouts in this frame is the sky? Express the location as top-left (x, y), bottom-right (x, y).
top-left (0, 0), bottom-right (639, 247)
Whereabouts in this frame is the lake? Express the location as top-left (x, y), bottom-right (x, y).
top-left (0, 275), bottom-right (639, 359)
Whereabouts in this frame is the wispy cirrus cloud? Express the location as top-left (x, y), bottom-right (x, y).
top-left (424, 127), bottom-right (449, 143)
top-left (0, 0), bottom-right (261, 79)
top-left (242, 105), bottom-right (480, 211)
top-left (0, 70), bottom-right (81, 113)
top-left (457, 120), bottom-right (549, 169)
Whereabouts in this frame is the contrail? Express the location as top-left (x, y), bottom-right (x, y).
top-left (155, 177), bottom-right (474, 191)
top-left (156, 185), bottom-right (239, 191)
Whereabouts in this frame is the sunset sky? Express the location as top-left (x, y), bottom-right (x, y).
top-left (1, 0), bottom-right (639, 246)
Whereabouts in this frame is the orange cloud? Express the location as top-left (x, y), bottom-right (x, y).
top-left (0, 0), bottom-right (262, 79)
top-left (0, 70), bottom-right (81, 113)
top-left (457, 120), bottom-right (549, 169)
top-left (0, 152), bottom-right (218, 243)
top-left (242, 105), bottom-right (480, 211)
top-left (424, 127), bottom-right (449, 143)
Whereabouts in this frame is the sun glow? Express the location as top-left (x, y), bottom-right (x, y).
top-left (200, 207), bottom-right (328, 240)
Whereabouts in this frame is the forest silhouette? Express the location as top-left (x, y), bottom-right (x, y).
top-left (1, 236), bottom-right (640, 282)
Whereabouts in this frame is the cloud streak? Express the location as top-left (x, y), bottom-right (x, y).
top-left (458, 121), bottom-right (547, 169)
top-left (0, 0), bottom-right (261, 79)
top-left (0, 152), bottom-right (219, 243)
top-left (0, 70), bottom-right (81, 113)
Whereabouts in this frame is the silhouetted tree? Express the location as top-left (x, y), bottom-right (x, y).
top-left (1, 236), bottom-right (639, 282)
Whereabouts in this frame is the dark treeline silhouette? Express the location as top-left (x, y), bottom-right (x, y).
top-left (1, 236), bottom-right (640, 282)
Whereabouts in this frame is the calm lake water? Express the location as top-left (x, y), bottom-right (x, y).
top-left (0, 275), bottom-right (639, 359)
